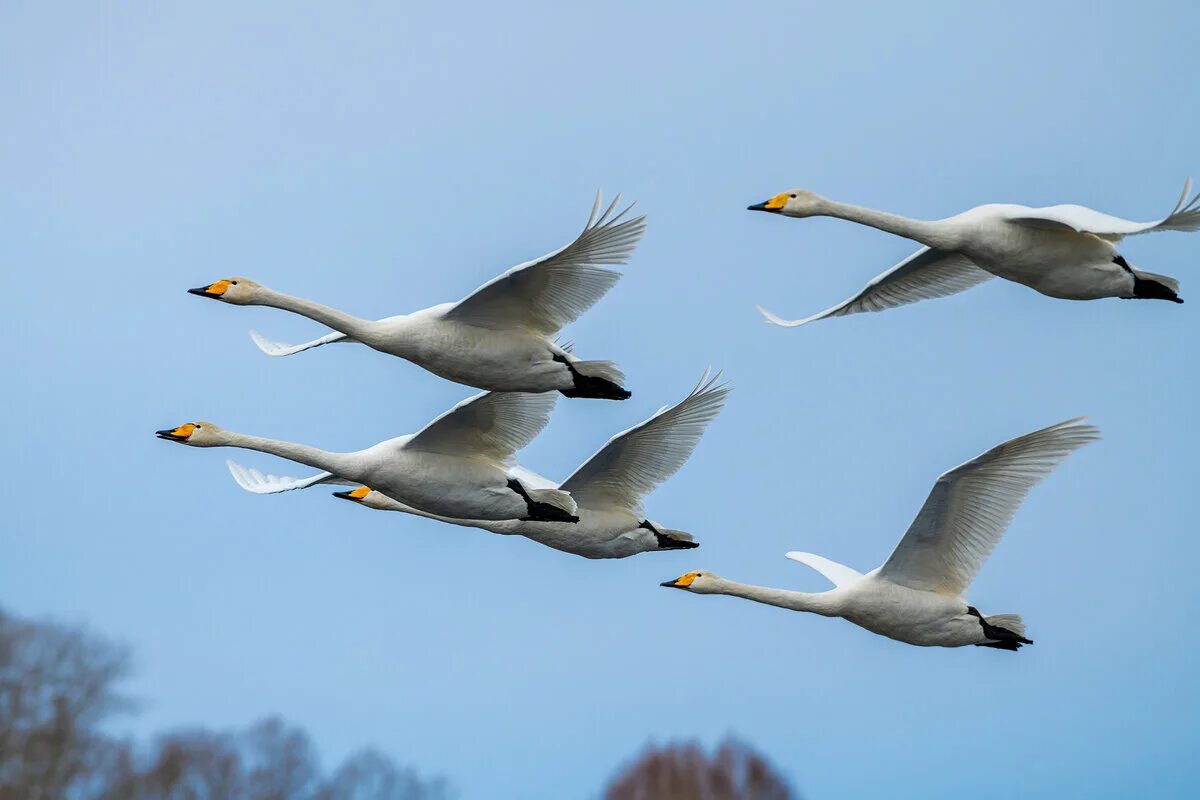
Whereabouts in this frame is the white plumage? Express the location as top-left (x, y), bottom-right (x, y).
top-left (751, 182), bottom-right (1197, 326)
top-left (156, 390), bottom-right (576, 523)
top-left (188, 193), bottom-right (645, 398)
top-left (224, 371), bottom-right (730, 558)
top-left (661, 419), bottom-right (1099, 650)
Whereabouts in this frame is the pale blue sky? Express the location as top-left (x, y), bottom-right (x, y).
top-left (3, 2), bottom-right (1199, 797)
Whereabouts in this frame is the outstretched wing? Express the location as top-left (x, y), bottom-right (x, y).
top-left (558, 370), bottom-right (729, 514)
top-left (405, 390), bottom-right (557, 464)
top-left (1007, 178), bottom-right (1200, 240)
top-left (226, 460), bottom-right (356, 494)
top-left (249, 329), bottom-right (356, 357)
top-left (877, 418), bottom-right (1099, 597)
top-left (443, 192), bottom-right (646, 335)
top-left (785, 552), bottom-right (864, 588)
top-left (757, 248), bottom-right (992, 328)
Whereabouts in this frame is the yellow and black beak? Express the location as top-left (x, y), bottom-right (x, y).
top-left (660, 572), bottom-right (699, 589)
top-left (155, 423), bottom-right (196, 443)
top-left (188, 279), bottom-right (232, 299)
top-left (333, 486), bottom-right (372, 502)
top-left (747, 193), bottom-right (788, 213)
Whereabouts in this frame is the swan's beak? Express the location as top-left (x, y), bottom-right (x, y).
top-left (660, 572), bottom-right (699, 589)
top-left (333, 487), bottom-right (372, 502)
top-left (155, 423), bottom-right (195, 443)
top-left (748, 192), bottom-right (789, 213)
top-left (188, 279), bottom-right (231, 299)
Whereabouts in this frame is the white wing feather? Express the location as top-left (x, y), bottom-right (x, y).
top-left (784, 552), bottom-right (864, 588)
top-left (877, 418), bottom-right (1100, 597)
top-left (226, 460), bottom-right (356, 494)
top-left (1006, 178), bottom-right (1200, 240)
top-left (443, 192), bottom-right (646, 335)
top-left (558, 370), bottom-right (729, 514)
top-left (249, 329), bottom-right (354, 357)
top-left (405, 390), bottom-right (557, 464)
top-left (757, 248), bottom-right (993, 328)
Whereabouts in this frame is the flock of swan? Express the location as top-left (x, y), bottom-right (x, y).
top-left (159, 182), bottom-right (1198, 652)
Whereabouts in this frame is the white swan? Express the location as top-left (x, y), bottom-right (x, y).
top-left (224, 371), bottom-right (731, 558)
top-left (750, 182), bottom-right (1200, 326)
top-left (661, 418), bottom-right (1099, 650)
top-left (156, 390), bottom-right (578, 523)
top-left (189, 193), bottom-right (645, 398)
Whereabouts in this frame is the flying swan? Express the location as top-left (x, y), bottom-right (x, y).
top-left (749, 181), bottom-right (1200, 327)
top-left (156, 390), bottom-right (578, 523)
top-left (224, 370), bottom-right (730, 558)
top-left (661, 418), bottom-right (1098, 650)
top-left (188, 192), bottom-right (645, 399)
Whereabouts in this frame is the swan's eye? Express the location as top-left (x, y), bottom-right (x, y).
top-left (789, 194), bottom-right (796, 199)
top-left (231, 280), bottom-right (238, 285)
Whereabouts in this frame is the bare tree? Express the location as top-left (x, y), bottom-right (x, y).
top-left (0, 606), bottom-right (133, 800)
top-left (314, 749), bottom-right (453, 800)
top-left (603, 737), bottom-right (796, 800)
top-left (240, 717), bottom-right (319, 800)
top-left (0, 606), bottom-right (452, 800)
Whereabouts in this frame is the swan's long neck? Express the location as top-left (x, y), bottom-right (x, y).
top-left (713, 579), bottom-right (841, 617)
top-left (372, 496), bottom-right (513, 534)
top-left (219, 432), bottom-right (353, 476)
top-left (254, 288), bottom-right (377, 339)
top-left (818, 199), bottom-right (957, 250)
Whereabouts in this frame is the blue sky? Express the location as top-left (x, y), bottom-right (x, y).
top-left (3, 2), bottom-right (1199, 797)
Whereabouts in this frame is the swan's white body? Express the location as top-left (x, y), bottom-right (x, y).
top-left (663, 419), bottom-right (1099, 650)
top-left (751, 183), bottom-right (1199, 326)
top-left (190, 194), bottom-right (644, 397)
top-left (225, 371), bottom-right (730, 558)
top-left (156, 391), bottom-right (577, 523)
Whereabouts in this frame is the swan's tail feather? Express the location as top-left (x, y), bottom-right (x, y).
top-left (975, 614), bottom-right (1032, 651)
top-left (985, 614), bottom-right (1027, 639)
top-left (524, 487), bottom-right (579, 523)
top-left (1131, 269), bottom-right (1183, 303)
top-left (655, 528), bottom-right (699, 550)
top-left (560, 359), bottom-right (631, 400)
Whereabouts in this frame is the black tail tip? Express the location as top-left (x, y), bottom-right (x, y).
top-left (1132, 275), bottom-right (1184, 303)
top-left (559, 383), bottom-right (632, 400)
top-left (654, 533), bottom-right (699, 550)
top-left (522, 503), bottom-right (580, 524)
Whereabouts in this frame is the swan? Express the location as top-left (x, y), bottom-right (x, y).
top-left (223, 371), bottom-right (730, 558)
top-left (749, 181), bottom-right (1200, 327)
top-left (661, 418), bottom-right (1099, 650)
top-left (155, 390), bottom-right (579, 523)
top-left (188, 192), bottom-right (645, 399)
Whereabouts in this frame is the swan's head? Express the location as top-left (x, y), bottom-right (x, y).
top-left (332, 486), bottom-right (393, 510)
top-left (660, 570), bottom-right (721, 593)
top-left (747, 189), bottom-right (824, 217)
top-left (188, 277), bottom-right (261, 305)
top-left (155, 421), bottom-right (225, 447)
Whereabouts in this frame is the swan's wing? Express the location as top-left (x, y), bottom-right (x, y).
top-left (757, 248), bottom-right (993, 328)
top-left (1006, 179), bottom-right (1200, 239)
top-left (405, 390), bottom-right (557, 464)
top-left (226, 460), bottom-right (356, 494)
top-left (442, 192), bottom-right (646, 335)
top-left (785, 552), bottom-right (864, 588)
top-left (558, 370), bottom-right (729, 514)
top-left (877, 418), bottom-right (1099, 597)
top-left (249, 329), bottom-right (355, 357)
